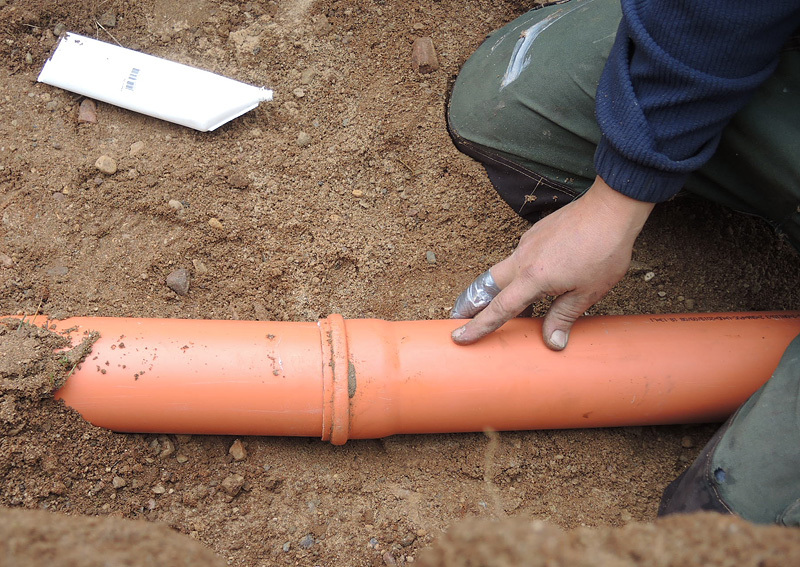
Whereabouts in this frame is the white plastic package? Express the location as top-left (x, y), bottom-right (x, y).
top-left (37, 33), bottom-right (274, 131)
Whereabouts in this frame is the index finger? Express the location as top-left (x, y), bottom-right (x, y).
top-left (451, 278), bottom-right (545, 345)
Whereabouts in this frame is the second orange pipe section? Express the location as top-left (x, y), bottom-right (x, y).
top-left (25, 311), bottom-right (800, 444)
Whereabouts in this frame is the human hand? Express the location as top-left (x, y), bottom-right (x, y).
top-left (451, 177), bottom-right (654, 350)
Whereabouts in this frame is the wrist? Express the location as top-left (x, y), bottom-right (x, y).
top-left (584, 176), bottom-right (655, 234)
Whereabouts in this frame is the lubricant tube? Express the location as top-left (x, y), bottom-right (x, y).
top-left (17, 312), bottom-right (800, 444)
top-left (37, 33), bottom-right (273, 131)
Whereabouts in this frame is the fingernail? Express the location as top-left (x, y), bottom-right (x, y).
top-left (452, 326), bottom-right (465, 341)
top-left (550, 329), bottom-right (567, 350)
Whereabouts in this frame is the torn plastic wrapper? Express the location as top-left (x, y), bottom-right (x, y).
top-left (37, 33), bottom-right (274, 132)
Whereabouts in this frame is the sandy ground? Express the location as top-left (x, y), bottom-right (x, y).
top-left (1, 0), bottom-right (800, 565)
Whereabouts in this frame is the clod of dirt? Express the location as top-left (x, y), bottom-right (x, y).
top-left (221, 474), bottom-right (245, 497)
top-left (129, 140), bottom-right (145, 156)
top-left (312, 14), bottom-right (332, 35)
top-left (97, 11), bottom-right (117, 28)
top-left (297, 131), bottom-right (312, 147)
top-left (411, 37), bottom-right (439, 74)
top-left (300, 68), bottom-right (315, 84)
top-left (227, 173), bottom-right (250, 189)
top-left (417, 512), bottom-right (800, 567)
top-left (0, 319), bottom-right (97, 435)
top-left (0, 507), bottom-right (225, 567)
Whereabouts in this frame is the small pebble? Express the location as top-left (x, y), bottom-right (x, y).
top-left (296, 132), bottom-right (312, 147)
top-left (685, 298), bottom-right (695, 309)
top-left (168, 199), bottom-right (184, 211)
top-left (411, 37), bottom-right (439, 74)
top-left (299, 535), bottom-right (315, 549)
top-left (176, 454), bottom-right (189, 464)
top-left (152, 484), bottom-right (166, 494)
top-left (282, 542), bottom-right (291, 552)
top-left (228, 439), bottom-right (247, 461)
top-left (657, 291), bottom-right (667, 298)
top-left (95, 155), bottom-right (117, 175)
top-left (383, 552), bottom-right (397, 566)
top-left (192, 259), bottom-right (209, 275)
top-left (681, 436), bottom-right (695, 448)
top-left (112, 476), bottom-right (127, 489)
top-left (425, 251), bottom-right (437, 264)
top-left (644, 271), bottom-right (655, 282)
top-left (620, 510), bottom-right (633, 522)
top-left (292, 87), bottom-right (305, 98)
top-left (352, 189), bottom-right (364, 197)
top-left (53, 23), bottom-right (66, 36)
top-left (208, 217), bottom-right (224, 231)
top-left (78, 99), bottom-right (98, 123)
top-left (166, 268), bottom-right (190, 296)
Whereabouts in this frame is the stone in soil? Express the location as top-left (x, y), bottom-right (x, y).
top-left (166, 268), bottom-right (190, 296)
top-left (299, 534), bottom-right (315, 549)
top-left (228, 439), bottom-right (247, 461)
top-left (78, 99), bottom-right (97, 124)
top-left (95, 155), bottom-right (117, 175)
top-left (411, 37), bottom-right (439, 74)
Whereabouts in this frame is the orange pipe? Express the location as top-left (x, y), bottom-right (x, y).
top-left (18, 312), bottom-right (800, 444)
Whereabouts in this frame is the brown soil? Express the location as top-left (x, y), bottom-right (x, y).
top-left (418, 512), bottom-right (800, 566)
top-left (1, 0), bottom-right (799, 565)
top-left (0, 505), bottom-right (225, 567)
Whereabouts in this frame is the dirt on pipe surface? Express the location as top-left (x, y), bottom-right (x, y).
top-left (1, 0), bottom-right (799, 565)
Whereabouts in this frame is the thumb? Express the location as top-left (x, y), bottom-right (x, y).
top-left (541, 292), bottom-right (594, 351)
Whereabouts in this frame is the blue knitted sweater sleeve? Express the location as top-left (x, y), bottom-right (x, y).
top-left (594, 0), bottom-right (800, 202)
